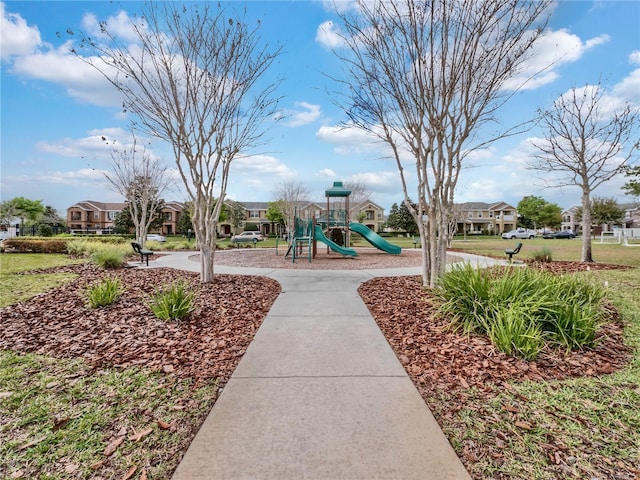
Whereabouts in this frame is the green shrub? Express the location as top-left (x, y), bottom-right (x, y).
top-left (148, 281), bottom-right (195, 321)
top-left (37, 224), bottom-right (53, 237)
top-left (532, 246), bottom-right (553, 262)
top-left (436, 264), bottom-right (605, 359)
top-left (86, 277), bottom-right (122, 308)
top-left (91, 248), bottom-right (126, 269)
top-left (2, 238), bottom-right (68, 253)
top-left (486, 305), bottom-right (544, 360)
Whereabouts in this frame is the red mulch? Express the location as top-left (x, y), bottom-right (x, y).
top-left (0, 264), bottom-right (280, 387)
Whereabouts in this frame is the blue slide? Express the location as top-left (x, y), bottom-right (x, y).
top-left (314, 225), bottom-right (358, 257)
top-left (349, 222), bottom-right (402, 255)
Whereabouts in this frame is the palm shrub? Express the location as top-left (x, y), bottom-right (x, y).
top-left (436, 264), bottom-right (605, 359)
top-left (149, 281), bottom-right (195, 321)
top-left (86, 277), bottom-right (122, 308)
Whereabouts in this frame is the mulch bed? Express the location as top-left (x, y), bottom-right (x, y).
top-left (1, 263), bottom-right (280, 387)
top-left (359, 261), bottom-right (634, 479)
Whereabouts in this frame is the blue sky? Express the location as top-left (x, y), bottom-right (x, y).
top-left (1, 1), bottom-right (639, 217)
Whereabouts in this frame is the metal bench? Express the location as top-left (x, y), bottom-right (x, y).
top-left (131, 241), bottom-right (153, 266)
top-left (504, 242), bottom-right (523, 262)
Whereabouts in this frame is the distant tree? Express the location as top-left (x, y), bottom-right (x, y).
top-left (333, 0), bottom-right (551, 286)
top-left (387, 200), bottom-right (418, 234)
top-left (622, 165), bottom-right (640, 203)
top-left (266, 202), bottom-right (285, 234)
top-left (3, 197), bottom-right (45, 234)
top-left (577, 197), bottom-right (625, 227)
top-left (343, 180), bottom-right (371, 207)
top-left (74, 2), bottom-right (282, 282)
top-left (531, 83), bottom-right (639, 262)
top-left (226, 201), bottom-right (247, 230)
top-left (113, 201), bottom-right (165, 234)
top-left (40, 206), bottom-right (66, 228)
top-left (177, 202), bottom-right (194, 235)
top-left (105, 138), bottom-right (172, 248)
top-left (274, 180), bottom-right (310, 237)
top-left (517, 196), bottom-right (562, 229)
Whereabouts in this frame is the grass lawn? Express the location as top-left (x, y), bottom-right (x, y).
top-left (0, 254), bottom-right (86, 308)
top-left (451, 236), bottom-right (640, 267)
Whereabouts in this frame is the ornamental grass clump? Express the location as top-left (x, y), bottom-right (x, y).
top-left (436, 264), bottom-right (605, 359)
top-left (532, 246), bottom-right (553, 263)
top-left (91, 248), bottom-right (127, 269)
top-left (149, 281), bottom-right (195, 321)
top-left (86, 277), bottom-right (122, 308)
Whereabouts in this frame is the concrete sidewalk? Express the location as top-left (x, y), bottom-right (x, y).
top-left (152, 252), bottom-right (485, 479)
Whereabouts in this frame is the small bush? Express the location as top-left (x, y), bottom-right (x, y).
top-left (86, 277), bottom-right (122, 308)
top-left (149, 281), bottom-right (195, 321)
top-left (436, 264), bottom-right (605, 359)
top-left (532, 247), bottom-right (553, 263)
top-left (92, 248), bottom-right (126, 269)
top-left (37, 224), bottom-right (54, 237)
top-left (2, 238), bottom-right (68, 253)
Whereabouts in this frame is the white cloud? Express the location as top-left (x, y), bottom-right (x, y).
top-left (346, 171), bottom-right (399, 193)
top-left (316, 124), bottom-right (387, 156)
top-left (503, 30), bottom-right (610, 91)
top-left (630, 50), bottom-right (640, 65)
top-left (316, 20), bottom-right (344, 49)
top-left (0, 3), bottom-right (41, 60)
top-left (82, 10), bottom-right (145, 44)
top-left (35, 128), bottom-right (140, 160)
top-left (283, 101), bottom-right (322, 127)
top-left (232, 154), bottom-right (297, 178)
top-left (316, 168), bottom-right (336, 178)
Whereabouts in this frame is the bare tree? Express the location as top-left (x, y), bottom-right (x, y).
top-left (106, 138), bottom-right (172, 248)
top-left (333, 0), bottom-right (550, 286)
top-left (74, 2), bottom-right (282, 281)
top-left (531, 84), bottom-right (639, 262)
top-left (343, 179), bottom-right (371, 206)
top-left (273, 180), bottom-right (310, 238)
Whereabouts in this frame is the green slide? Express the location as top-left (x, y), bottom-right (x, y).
top-left (349, 222), bottom-right (402, 255)
top-left (314, 225), bottom-right (358, 257)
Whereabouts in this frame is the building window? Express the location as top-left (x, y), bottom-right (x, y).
top-left (94, 211), bottom-right (100, 219)
top-left (366, 211), bottom-right (374, 220)
top-left (107, 211), bottom-right (116, 220)
top-left (164, 212), bottom-right (172, 221)
top-left (250, 210), bottom-right (260, 218)
top-left (71, 212), bottom-right (81, 221)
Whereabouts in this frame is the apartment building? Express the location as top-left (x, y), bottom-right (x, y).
top-left (66, 200), bottom-right (184, 235)
top-left (456, 201), bottom-right (518, 235)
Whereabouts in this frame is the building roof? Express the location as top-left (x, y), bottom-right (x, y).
top-left (68, 201), bottom-right (126, 211)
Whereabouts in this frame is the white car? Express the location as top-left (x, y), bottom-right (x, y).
top-left (501, 228), bottom-right (536, 240)
top-left (231, 231), bottom-right (265, 243)
top-left (146, 234), bottom-right (166, 242)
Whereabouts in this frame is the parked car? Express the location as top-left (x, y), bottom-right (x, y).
top-left (146, 234), bottom-right (166, 242)
top-left (501, 228), bottom-right (537, 240)
top-left (231, 231), bottom-right (265, 243)
top-left (543, 230), bottom-right (576, 239)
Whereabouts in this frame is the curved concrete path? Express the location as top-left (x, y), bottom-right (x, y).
top-left (144, 251), bottom-right (500, 479)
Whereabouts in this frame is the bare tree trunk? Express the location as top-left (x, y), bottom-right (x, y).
top-left (580, 190), bottom-right (594, 263)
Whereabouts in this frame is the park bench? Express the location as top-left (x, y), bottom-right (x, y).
top-left (504, 242), bottom-right (523, 262)
top-left (131, 241), bottom-right (153, 266)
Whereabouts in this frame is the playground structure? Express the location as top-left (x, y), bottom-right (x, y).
top-left (285, 182), bottom-right (401, 262)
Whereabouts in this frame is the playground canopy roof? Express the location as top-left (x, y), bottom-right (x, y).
top-left (325, 181), bottom-right (351, 197)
